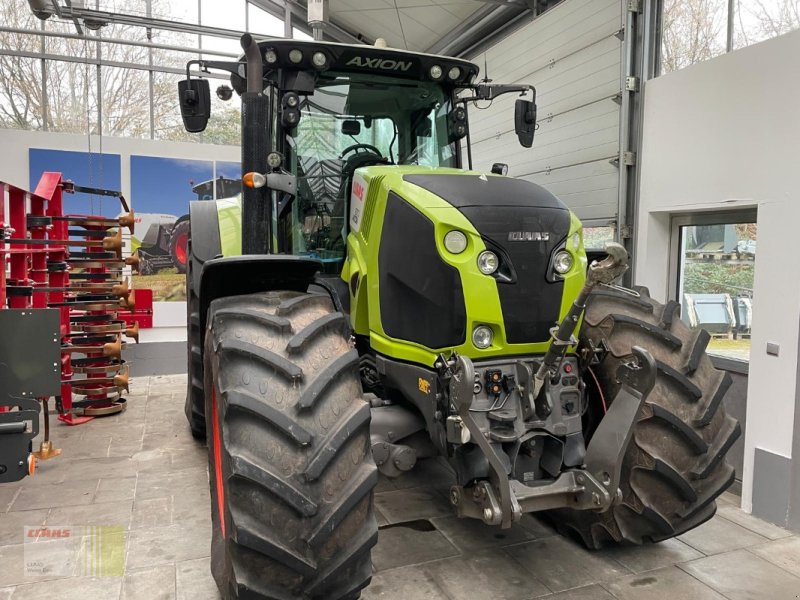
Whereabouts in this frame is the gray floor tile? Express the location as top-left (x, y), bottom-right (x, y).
top-left (9, 479), bottom-right (98, 512)
top-left (131, 497), bottom-right (172, 529)
top-left (749, 535), bottom-right (800, 578)
top-left (176, 557), bottom-right (221, 600)
top-left (681, 549), bottom-right (800, 600)
top-left (425, 549), bottom-right (551, 599)
top-left (0, 510), bottom-right (48, 547)
top-left (519, 514), bottom-right (557, 537)
top-left (374, 487), bottom-right (453, 524)
top-left (375, 505), bottom-right (390, 527)
top-left (126, 523), bottom-right (211, 569)
top-left (8, 576), bottom-right (121, 600)
top-left (136, 467), bottom-right (208, 501)
top-left (0, 488), bottom-right (18, 513)
top-left (172, 491), bottom-right (211, 527)
top-left (603, 565), bottom-right (726, 599)
top-left (550, 584), bottom-right (617, 599)
top-left (45, 500), bottom-right (133, 530)
top-left (604, 538), bottom-right (703, 573)
top-left (94, 477), bottom-right (137, 503)
top-left (0, 539), bottom-right (83, 587)
top-left (716, 505), bottom-right (793, 540)
top-left (505, 535), bottom-right (631, 593)
top-left (717, 491), bottom-right (740, 507)
top-left (121, 564), bottom-right (176, 600)
top-left (30, 457), bottom-right (137, 486)
top-left (677, 513), bottom-right (768, 555)
top-left (372, 522), bottom-right (459, 571)
top-left (362, 564), bottom-right (449, 600)
top-left (430, 515), bottom-right (538, 553)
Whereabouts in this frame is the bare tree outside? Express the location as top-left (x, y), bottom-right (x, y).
top-left (661, 0), bottom-right (800, 73)
top-left (735, 0), bottom-right (800, 48)
top-left (0, 0), bottom-right (240, 144)
top-left (660, 0), bottom-right (728, 73)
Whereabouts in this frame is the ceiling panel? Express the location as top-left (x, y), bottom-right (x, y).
top-left (329, 0), bottom-right (486, 52)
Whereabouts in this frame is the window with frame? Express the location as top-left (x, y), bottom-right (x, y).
top-left (672, 212), bottom-right (757, 361)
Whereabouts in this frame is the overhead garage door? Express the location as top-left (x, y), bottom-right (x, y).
top-left (466, 0), bottom-right (624, 225)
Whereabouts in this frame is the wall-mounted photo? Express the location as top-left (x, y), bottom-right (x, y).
top-left (29, 149), bottom-right (122, 217)
top-left (130, 156), bottom-right (241, 301)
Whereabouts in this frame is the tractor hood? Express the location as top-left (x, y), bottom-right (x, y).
top-left (402, 173), bottom-right (569, 211)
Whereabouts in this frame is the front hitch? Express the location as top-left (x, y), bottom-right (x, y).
top-left (448, 346), bottom-right (656, 527)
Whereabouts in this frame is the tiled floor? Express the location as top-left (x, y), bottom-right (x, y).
top-left (1, 374), bottom-right (798, 600)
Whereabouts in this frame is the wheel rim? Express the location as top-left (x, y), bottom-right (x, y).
top-left (211, 386), bottom-right (226, 536)
top-left (174, 232), bottom-right (188, 266)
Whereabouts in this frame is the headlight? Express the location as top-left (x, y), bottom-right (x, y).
top-left (288, 49), bottom-right (303, 64)
top-left (264, 48), bottom-right (278, 64)
top-left (444, 230), bottom-right (468, 254)
top-left (448, 66), bottom-right (461, 80)
top-left (430, 65), bottom-right (443, 79)
top-left (553, 250), bottom-right (573, 274)
top-left (472, 325), bottom-right (493, 349)
top-left (477, 251), bottom-right (499, 275)
top-left (267, 152), bottom-right (283, 169)
top-left (312, 51), bottom-right (327, 68)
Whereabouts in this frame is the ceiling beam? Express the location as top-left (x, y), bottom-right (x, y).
top-left (249, 0), bottom-right (371, 45)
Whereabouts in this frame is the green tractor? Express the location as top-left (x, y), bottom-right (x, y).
top-left (179, 34), bottom-right (739, 600)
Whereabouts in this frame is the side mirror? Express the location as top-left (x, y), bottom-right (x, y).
top-left (178, 78), bottom-right (210, 133)
top-left (515, 98), bottom-right (537, 148)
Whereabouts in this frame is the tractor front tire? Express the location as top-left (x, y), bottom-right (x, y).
top-left (204, 291), bottom-right (378, 599)
top-left (551, 287), bottom-right (741, 548)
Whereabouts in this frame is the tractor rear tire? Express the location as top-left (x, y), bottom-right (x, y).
top-left (184, 240), bottom-right (206, 440)
top-left (204, 290), bottom-right (378, 599)
top-left (550, 286), bottom-right (740, 548)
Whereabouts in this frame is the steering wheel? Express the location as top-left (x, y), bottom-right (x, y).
top-left (339, 143), bottom-right (383, 159)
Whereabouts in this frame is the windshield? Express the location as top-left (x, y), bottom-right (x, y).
top-left (281, 71), bottom-right (457, 270)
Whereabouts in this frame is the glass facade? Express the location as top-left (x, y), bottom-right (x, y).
top-left (0, 0), bottom-right (290, 143)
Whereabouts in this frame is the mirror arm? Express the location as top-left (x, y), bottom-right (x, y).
top-left (185, 59), bottom-right (243, 80)
top-left (459, 83), bottom-right (536, 103)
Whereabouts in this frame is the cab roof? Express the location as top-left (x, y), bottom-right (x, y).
top-left (250, 38), bottom-right (480, 86)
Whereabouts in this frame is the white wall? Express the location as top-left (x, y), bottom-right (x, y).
top-left (0, 128), bottom-right (240, 342)
top-left (635, 29), bottom-right (800, 512)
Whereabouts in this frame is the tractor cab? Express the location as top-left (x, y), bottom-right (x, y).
top-left (178, 36), bottom-right (537, 272)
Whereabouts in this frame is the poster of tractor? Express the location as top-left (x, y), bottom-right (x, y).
top-left (130, 157), bottom-right (241, 301)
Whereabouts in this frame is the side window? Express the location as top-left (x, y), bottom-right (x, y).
top-left (673, 216), bottom-right (757, 361)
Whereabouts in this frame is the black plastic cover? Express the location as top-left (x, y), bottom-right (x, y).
top-left (379, 193), bottom-right (466, 348)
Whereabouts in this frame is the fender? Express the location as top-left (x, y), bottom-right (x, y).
top-left (198, 255), bottom-right (322, 345)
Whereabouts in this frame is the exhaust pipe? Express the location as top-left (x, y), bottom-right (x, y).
top-left (240, 34), bottom-right (262, 94)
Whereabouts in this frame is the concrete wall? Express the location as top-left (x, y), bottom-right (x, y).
top-left (0, 127), bottom-right (239, 349)
top-left (635, 29), bottom-right (800, 518)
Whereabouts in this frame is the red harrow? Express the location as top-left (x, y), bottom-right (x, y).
top-left (0, 172), bottom-right (152, 481)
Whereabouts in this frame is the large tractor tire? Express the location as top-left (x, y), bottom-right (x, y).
top-left (169, 219), bottom-right (190, 274)
top-left (550, 286), bottom-right (741, 548)
top-left (204, 290), bottom-right (378, 599)
top-left (184, 239), bottom-right (206, 439)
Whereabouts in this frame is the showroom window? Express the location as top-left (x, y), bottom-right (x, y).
top-left (583, 225), bottom-right (616, 250)
top-left (671, 212), bottom-right (757, 361)
top-left (660, 0), bottom-right (800, 74)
